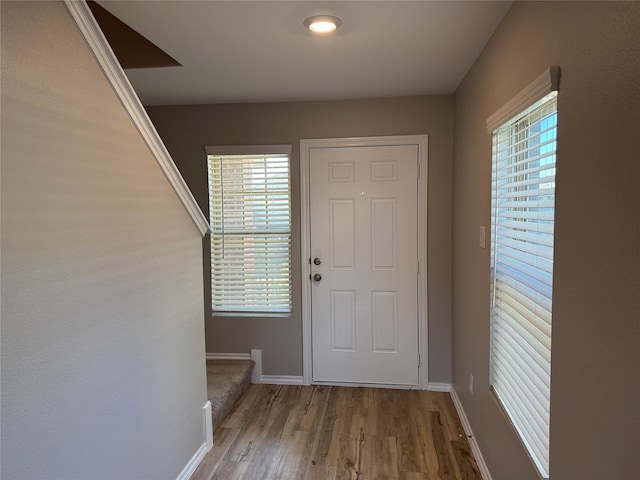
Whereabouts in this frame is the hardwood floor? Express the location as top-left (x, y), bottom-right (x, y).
top-left (190, 384), bottom-right (481, 480)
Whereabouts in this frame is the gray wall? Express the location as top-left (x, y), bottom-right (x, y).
top-left (148, 96), bottom-right (454, 381)
top-left (1, 2), bottom-right (208, 478)
top-left (452, 2), bottom-right (639, 479)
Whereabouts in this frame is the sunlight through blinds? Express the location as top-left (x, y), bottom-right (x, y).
top-left (489, 86), bottom-right (558, 479)
top-left (207, 148), bottom-right (291, 314)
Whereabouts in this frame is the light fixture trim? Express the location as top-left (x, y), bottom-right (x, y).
top-left (303, 15), bottom-right (342, 34)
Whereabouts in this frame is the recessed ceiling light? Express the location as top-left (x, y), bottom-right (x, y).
top-left (303, 15), bottom-right (342, 34)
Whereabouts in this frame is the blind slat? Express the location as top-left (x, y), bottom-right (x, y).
top-left (208, 151), bottom-right (292, 314)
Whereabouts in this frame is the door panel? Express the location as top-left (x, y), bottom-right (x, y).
top-left (310, 144), bottom-right (419, 385)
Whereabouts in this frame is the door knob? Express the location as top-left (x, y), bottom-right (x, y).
top-left (313, 257), bottom-right (322, 265)
top-left (313, 273), bottom-right (322, 282)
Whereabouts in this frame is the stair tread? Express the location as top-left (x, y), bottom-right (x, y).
top-left (206, 359), bottom-right (254, 432)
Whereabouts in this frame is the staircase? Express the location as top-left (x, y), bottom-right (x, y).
top-left (206, 359), bottom-right (254, 432)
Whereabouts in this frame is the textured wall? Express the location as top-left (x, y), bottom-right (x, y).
top-left (452, 2), bottom-right (639, 478)
top-left (1, 2), bottom-right (207, 478)
top-left (148, 96), bottom-right (454, 381)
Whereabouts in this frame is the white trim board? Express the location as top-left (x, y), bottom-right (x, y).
top-left (203, 401), bottom-right (213, 451)
top-left (450, 388), bottom-right (493, 480)
top-left (175, 401), bottom-right (213, 479)
top-left (261, 375), bottom-right (304, 385)
top-left (64, 1), bottom-right (210, 237)
top-left (313, 381), bottom-right (419, 390)
top-left (300, 135), bottom-right (429, 388)
top-left (427, 382), bottom-right (452, 392)
top-left (175, 442), bottom-right (208, 480)
top-left (205, 144), bottom-right (292, 155)
top-left (486, 66), bottom-right (560, 132)
top-left (205, 352), bottom-right (251, 360)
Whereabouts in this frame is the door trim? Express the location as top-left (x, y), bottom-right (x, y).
top-left (300, 135), bottom-right (429, 389)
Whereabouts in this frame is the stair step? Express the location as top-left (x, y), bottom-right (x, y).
top-left (206, 359), bottom-right (254, 432)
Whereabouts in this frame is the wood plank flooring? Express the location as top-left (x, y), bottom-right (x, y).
top-left (190, 384), bottom-right (481, 480)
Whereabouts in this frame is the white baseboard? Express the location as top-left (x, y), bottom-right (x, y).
top-left (175, 442), bottom-right (207, 480)
top-left (312, 380), bottom-right (416, 390)
top-left (206, 352), bottom-right (251, 360)
top-left (449, 387), bottom-right (492, 480)
top-left (427, 382), bottom-right (452, 392)
top-left (175, 400), bottom-right (214, 480)
top-left (261, 375), bottom-right (304, 385)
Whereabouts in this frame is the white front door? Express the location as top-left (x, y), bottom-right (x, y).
top-left (309, 143), bottom-right (420, 385)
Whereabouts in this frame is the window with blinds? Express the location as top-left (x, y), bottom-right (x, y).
top-left (206, 147), bottom-right (291, 315)
top-left (489, 89), bottom-right (557, 478)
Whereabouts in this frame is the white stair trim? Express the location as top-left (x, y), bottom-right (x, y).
top-left (450, 387), bottom-right (493, 480)
top-left (64, 0), bottom-right (209, 237)
top-left (203, 401), bottom-right (213, 451)
top-left (206, 352), bottom-right (252, 360)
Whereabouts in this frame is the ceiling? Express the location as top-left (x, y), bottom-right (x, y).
top-left (97, 1), bottom-right (512, 106)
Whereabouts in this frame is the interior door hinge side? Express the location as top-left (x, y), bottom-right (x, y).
top-left (418, 353), bottom-right (421, 367)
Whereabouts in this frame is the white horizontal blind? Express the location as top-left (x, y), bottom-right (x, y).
top-left (207, 152), bottom-right (291, 314)
top-left (490, 91), bottom-right (557, 479)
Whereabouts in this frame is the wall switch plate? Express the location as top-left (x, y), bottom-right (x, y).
top-left (479, 226), bottom-right (486, 249)
top-left (469, 372), bottom-right (474, 395)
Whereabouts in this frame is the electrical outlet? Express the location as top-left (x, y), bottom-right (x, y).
top-left (469, 372), bottom-right (474, 395)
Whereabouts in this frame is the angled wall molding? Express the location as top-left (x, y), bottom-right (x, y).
top-left (64, 0), bottom-right (209, 237)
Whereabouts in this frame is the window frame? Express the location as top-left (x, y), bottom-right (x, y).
top-left (486, 67), bottom-right (560, 480)
top-left (205, 145), bottom-right (293, 317)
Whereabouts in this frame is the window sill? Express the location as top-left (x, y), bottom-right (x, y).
top-left (212, 311), bottom-right (292, 319)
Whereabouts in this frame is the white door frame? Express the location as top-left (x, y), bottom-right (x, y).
top-left (300, 135), bottom-right (429, 389)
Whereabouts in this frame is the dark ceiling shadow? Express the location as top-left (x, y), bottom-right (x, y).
top-left (87, 1), bottom-right (181, 69)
